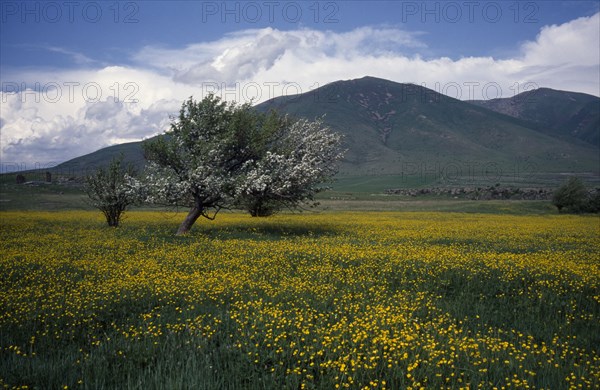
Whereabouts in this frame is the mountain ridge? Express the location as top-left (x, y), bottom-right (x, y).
top-left (53, 76), bottom-right (599, 185)
top-left (470, 87), bottom-right (600, 147)
top-left (257, 76), bottom-right (598, 175)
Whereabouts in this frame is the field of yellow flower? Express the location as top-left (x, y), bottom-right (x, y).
top-left (1, 211), bottom-right (599, 389)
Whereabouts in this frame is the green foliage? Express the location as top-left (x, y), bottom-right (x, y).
top-left (234, 116), bottom-right (344, 217)
top-left (552, 177), bottom-right (596, 213)
top-left (83, 156), bottom-right (137, 226)
top-left (140, 95), bottom-right (258, 233)
top-left (139, 95), bottom-right (343, 233)
top-left (585, 190), bottom-right (600, 213)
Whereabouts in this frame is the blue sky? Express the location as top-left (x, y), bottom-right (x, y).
top-left (2, 1), bottom-right (598, 66)
top-left (1, 1), bottom-right (599, 168)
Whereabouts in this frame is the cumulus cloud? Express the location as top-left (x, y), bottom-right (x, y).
top-left (1, 14), bottom-right (598, 168)
top-left (522, 13), bottom-right (599, 67)
top-left (131, 15), bottom-right (598, 99)
top-left (134, 27), bottom-right (426, 86)
top-left (0, 65), bottom-right (198, 167)
top-left (516, 12), bottom-right (600, 93)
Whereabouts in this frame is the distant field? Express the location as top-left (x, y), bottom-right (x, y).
top-left (1, 211), bottom-right (598, 389)
top-left (0, 171), bottom-right (568, 214)
top-left (0, 184), bottom-right (559, 215)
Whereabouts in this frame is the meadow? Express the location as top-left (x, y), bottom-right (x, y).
top-left (0, 211), bottom-right (599, 389)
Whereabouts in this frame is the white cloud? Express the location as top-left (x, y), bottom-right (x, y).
top-left (1, 14), bottom-right (598, 168)
top-left (134, 27), bottom-right (426, 86)
top-left (522, 13), bottom-right (599, 67)
top-left (515, 12), bottom-right (600, 93)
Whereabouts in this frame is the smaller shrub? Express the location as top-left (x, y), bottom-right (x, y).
top-left (552, 177), bottom-right (598, 213)
top-left (84, 156), bottom-right (138, 226)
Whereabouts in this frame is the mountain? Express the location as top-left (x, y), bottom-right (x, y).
top-left (52, 77), bottom-right (600, 186)
top-left (54, 140), bottom-right (146, 176)
top-left (470, 88), bottom-right (600, 147)
top-left (258, 77), bottom-right (599, 176)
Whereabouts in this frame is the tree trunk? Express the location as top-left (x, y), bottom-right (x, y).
top-left (176, 205), bottom-right (203, 235)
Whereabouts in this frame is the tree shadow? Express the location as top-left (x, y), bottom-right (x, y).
top-left (198, 221), bottom-right (341, 241)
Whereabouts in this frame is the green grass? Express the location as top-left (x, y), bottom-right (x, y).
top-left (0, 180), bottom-right (90, 211)
top-left (1, 211), bottom-right (599, 389)
top-left (0, 171), bottom-right (565, 215)
top-left (315, 198), bottom-right (558, 214)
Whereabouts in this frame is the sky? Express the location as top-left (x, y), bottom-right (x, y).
top-left (1, 0), bottom-right (599, 170)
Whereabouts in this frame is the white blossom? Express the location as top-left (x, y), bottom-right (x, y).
top-left (136, 95), bottom-right (344, 230)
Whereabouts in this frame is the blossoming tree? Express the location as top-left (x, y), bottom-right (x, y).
top-left (235, 117), bottom-right (344, 217)
top-left (84, 156), bottom-right (138, 227)
top-left (138, 95), bottom-right (344, 234)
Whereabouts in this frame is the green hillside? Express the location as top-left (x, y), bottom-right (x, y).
top-left (52, 140), bottom-right (146, 176)
top-left (49, 77), bottom-right (599, 190)
top-left (471, 87), bottom-right (600, 147)
top-left (259, 77), bottom-right (599, 177)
